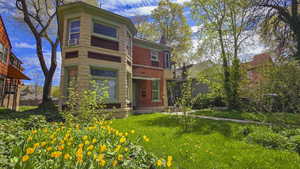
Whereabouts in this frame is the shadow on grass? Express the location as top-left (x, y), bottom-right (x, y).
top-left (137, 115), bottom-right (240, 138)
top-left (0, 104), bottom-right (64, 122)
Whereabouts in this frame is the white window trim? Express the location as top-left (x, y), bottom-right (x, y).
top-left (92, 21), bottom-right (119, 42)
top-left (152, 80), bottom-right (160, 102)
top-left (151, 50), bottom-right (159, 62)
top-left (68, 19), bottom-right (80, 46)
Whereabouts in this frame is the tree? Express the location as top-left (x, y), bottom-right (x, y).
top-left (152, 0), bottom-right (192, 65)
top-left (14, 0), bottom-right (63, 105)
top-left (189, 0), bottom-right (254, 109)
top-left (131, 15), bottom-right (160, 41)
top-left (253, 0), bottom-right (300, 59)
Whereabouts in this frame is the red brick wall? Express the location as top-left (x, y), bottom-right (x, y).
top-left (132, 45), bottom-right (164, 68)
top-left (0, 17), bottom-right (11, 76)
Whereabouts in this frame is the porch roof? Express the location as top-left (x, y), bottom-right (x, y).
top-left (132, 76), bottom-right (160, 81)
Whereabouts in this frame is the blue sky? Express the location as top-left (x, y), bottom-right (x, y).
top-left (0, 0), bottom-right (266, 86)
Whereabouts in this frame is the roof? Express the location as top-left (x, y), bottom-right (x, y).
top-left (133, 38), bottom-right (171, 51)
top-left (0, 15), bottom-right (12, 49)
top-left (58, 1), bottom-right (137, 35)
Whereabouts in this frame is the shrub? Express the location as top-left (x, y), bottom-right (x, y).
top-left (290, 135), bottom-right (300, 153)
top-left (192, 94), bottom-right (225, 109)
top-left (246, 127), bottom-right (289, 149)
top-left (12, 120), bottom-right (173, 169)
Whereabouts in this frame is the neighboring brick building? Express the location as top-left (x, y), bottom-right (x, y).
top-left (0, 16), bottom-right (30, 110)
top-left (58, 1), bottom-right (173, 114)
top-left (242, 53), bottom-right (273, 84)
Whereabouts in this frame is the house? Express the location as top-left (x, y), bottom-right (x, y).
top-left (0, 16), bottom-right (30, 110)
top-left (242, 53), bottom-right (273, 84)
top-left (57, 1), bottom-right (173, 115)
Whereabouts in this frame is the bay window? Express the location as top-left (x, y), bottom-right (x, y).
top-left (152, 80), bottom-right (160, 102)
top-left (93, 22), bottom-right (117, 39)
top-left (68, 20), bottom-right (80, 46)
top-left (91, 68), bottom-right (118, 102)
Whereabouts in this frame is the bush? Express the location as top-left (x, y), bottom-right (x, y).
top-left (192, 94), bottom-right (226, 109)
top-left (12, 120), bottom-right (172, 169)
top-left (290, 135), bottom-right (300, 153)
top-left (246, 127), bottom-right (289, 149)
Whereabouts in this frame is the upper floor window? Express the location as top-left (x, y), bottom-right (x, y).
top-left (0, 43), bottom-right (7, 63)
top-left (151, 51), bottom-right (159, 62)
top-left (93, 22), bottom-right (117, 39)
top-left (68, 20), bottom-right (80, 46)
top-left (165, 52), bottom-right (171, 68)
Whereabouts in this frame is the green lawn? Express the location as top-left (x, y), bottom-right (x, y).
top-left (112, 113), bottom-right (300, 169)
top-left (193, 109), bottom-right (300, 126)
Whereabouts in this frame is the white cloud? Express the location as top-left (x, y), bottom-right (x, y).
top-left (15, 42), bottom-right (36, 49)
top-left (115, 5), bottom-right (157, 16)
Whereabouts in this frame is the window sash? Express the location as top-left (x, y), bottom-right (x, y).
top-left (68, 20), bottom-right (80, 44)
top-left (151, 51), bottom-right (159, 61)
top-left (93, 22), bottom-right (117, 39)
top-left (152, 80), bottom-right (160, 101)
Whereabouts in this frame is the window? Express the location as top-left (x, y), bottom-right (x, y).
top-left (152, 80), bottom-right (160, 102)
top-left (165, 52), bottom-right (171, 68)
top-left (68, 20), bottom-right (80, 46)
top-left (151, 51), bottom-right (159, 61)
top-left (93, 22), bottom-right (117, 39)
top-left (91, 68), bottom-right (118, 102)
top-left (0, 43), bottom-right (7, 63)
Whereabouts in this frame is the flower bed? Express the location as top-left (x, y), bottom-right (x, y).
top-left (12, 120), bottom-right (172, 169)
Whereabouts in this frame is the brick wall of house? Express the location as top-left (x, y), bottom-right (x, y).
top-left (0, 17), bottom-right (10, 76)
top-left (132, 45), bottom-right (164, 68)
top-left (135, 79), bottom-right (164, 107)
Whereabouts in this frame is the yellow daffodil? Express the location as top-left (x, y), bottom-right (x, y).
top-left (87, 151), bottom-right (92, 156)
top-left (51, 151), bottom-right (62, 158)
top-left (125, 132), bottom-right (128, 136)
top-left (26, 148), bottom-right (35, 155)
top-left (117, 154), bottom-right (123, 161)
top-left (58, 145), bottom-right (64, 151)
top-left (82, 135), bottom-right (88, 140)
top-left (143, 136), bottom-right (150, 142)
top-left (112, 160), bottom-right (118, 167)
top-left (157, 159), bottom-right (163, 167)
top-left (64, 153), bottom-right (71, 160)
top-left (79, 143), bottom-right (84, 148)
top-left (85, 140), bottom-right (90, 145)
top-left (119, 137), bottom-right (126, 144)
top-left (130, 130), bottom-right (135, 134)
top-left (124, 148), bottom-right (129, 152)
top-left (99, 145), bottom-right (107, 152)
top-left (167, 156), bottom-right (173, 167)
top-left (22, 155), bottom-right (29, 162)
top-left (41, 142), bottom-right (47, 147)
top-left (34, 143), bottom-right (40, 148)
top-left (114, 145), bottom-right (121, 152)
top-left (27, 136), bottom-right (32, 142)
top-left (99, 159), bottom-right (106, 166)
top-left (92, 138), bottom-right (97, 143)
top-left (87, 145), bottom-right (94, 151)
top-left (46, 147), bottom-right (52, 152)
top-left (31, 130), bottom-right (37, 134)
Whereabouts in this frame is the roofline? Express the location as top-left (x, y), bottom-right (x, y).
top-left (133, 38), bottom-right (171, 50)
top-left (58, 1), bottom-right (137, 35)
top-left (0, 15), bottom-right (12, 49)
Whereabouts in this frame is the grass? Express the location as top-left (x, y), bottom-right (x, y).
top-left (192, 109), bottom-right (300, 126)
top-left (112, 113), bottom-right (300, 169)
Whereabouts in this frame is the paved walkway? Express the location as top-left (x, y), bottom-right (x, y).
top-left (163, 112), bottom-right (270, 125)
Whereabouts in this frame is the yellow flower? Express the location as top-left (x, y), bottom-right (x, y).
top-left (27, 136), bottom-right (32, 142)
top-left (82, 135), bottom-right (88, 140)
top-left (143, 136), bottom-right (150, 142)
top-left (85, 140), bottom-right (90, 145)
top-left (26, 148), bottom-right (35, 155)
top-left (34, 143), bottom-right (40, 148)
top-left (43, 128), bottom-right (48, 133)
top-left (79, 143), bottom-right (84, 148)
top-left (31, 130), bottom-right (37, 134)
top-left (92, 138), bottom-right (97, 143)
top-left (60, 140), bottom-right (65, 144)
top-left (64, 153), bottom-right (71, 160)
top-left (125, 132), bottom-right (128, 136)
top-left (76, 148), bottom-right (83, 162)
top-left (41, 142), bottom-right (47, 147)
top-left (124, 148), bottom-right (129, 152)
top-left (51, 151), bottom-right (62, 158)
top-left (99, 145), bottom-right (107, 152)
top-left (167, 156), bottom-right (173, 167)
top-left (87, 145), bottom-right (94, 151)
top-left (130, 130), bottom-right (135, 134)
top-left (67, 142), bottom-right (72, 146)
top-left (58, 145), bottom-right (64, 151)
top-left (46, 147), bottom-right (52, 152)
top-left (117, 154), bottom-right (123, 161)
top-left (99, 160), bottom-right (106, 166)
top-left (112, 160), bottom-right (118, 167)
top-left (157, 159), bottom-right (163, 167)
top-left (119, 137), bottom-right (126, 144)
top-left (114, 145), bottom-right (121, 152)
top-left (22, 155), bottom-right (29, 162)
top-left (87, 151), bottom-right (92, 156)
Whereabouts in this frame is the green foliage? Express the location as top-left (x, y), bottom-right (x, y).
top-left (152, 0), bottom-right (192, 64)
top-left (64, 81), bottom-right (111, 124)
top-left (192, 94), bottom-right (225, 109)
